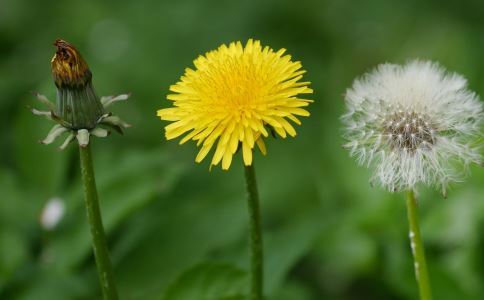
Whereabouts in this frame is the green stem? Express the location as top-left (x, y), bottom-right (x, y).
top-left (244, 164), bottom-right (264, 300)
top-left (79, 143), bottom-right (119, 300)
top-left (406, 190), bottom-right (432, 300)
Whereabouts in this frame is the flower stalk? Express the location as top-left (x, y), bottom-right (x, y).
top-left (80, 143), bottom-right (119, 300)
top-left (244, 164), bottom-right (264, 300)
top-left (406, 190), bottom-right (432, 300)
top-left (157, 40), bottom-right (312, 299)
top-left (32, 39), bottom-right (130, 299)
top-left (341, 61), bottom-right (484, 299)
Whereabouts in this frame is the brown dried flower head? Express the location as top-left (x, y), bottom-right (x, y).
top-left (31, 39), bottom-right (131, 148)
top-left (51, 39), bottom-right (92, 88)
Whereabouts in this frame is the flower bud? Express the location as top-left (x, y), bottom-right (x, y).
top-left (32, 39), bottom-right (131, 149)
top-left (51, 39), bottom-right (104, 129)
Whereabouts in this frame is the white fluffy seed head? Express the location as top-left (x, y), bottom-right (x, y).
top-left (342, 60), bottom-right (483, 194)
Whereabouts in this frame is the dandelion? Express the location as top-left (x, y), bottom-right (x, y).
top-left (32, 39), bottom-right (130, 149)
top-left (31, 39), bottom-right (129, 299)
top-left (342, 60), bottom-right (484, 300)
top-left (157, 39), bottom-right (312, 170)
top-left (158, 39), bottom-right (312, 300)
top-left (343, 60), bottom-right (483, 195)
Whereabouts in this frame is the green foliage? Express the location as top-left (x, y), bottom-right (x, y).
top-left (163, 263), bottom-right (248, 300)
top-left (1, 0), bottom-right (484, 299)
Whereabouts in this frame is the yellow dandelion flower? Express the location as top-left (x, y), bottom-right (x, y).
top-left (157, 39), bottom-right (313, 170)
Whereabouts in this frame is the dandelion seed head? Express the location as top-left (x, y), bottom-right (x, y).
top-left (342, 60), bottom-right (483, 193)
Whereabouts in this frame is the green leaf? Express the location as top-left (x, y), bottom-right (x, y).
top-left (268, 279), bottom-right (314, 300)
top-left (114, 186), bottom-right (247, 299)
top-left (163, 263), bottom-right (248, 300)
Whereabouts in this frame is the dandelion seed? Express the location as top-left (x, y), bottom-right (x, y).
top-left (342, 60), bottom-right (483, 194)
top-left (39, 197), bottom-right (65, 230)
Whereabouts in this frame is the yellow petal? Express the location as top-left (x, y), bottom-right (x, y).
top-left (229, 130), bottom-right (239, 154)
top-left (282, 107), bottom-right (310, 116)
top-left (221, 150), bottom-right (233, 170)
top-left (261, 115), bottom-right (283, 128)
top-left (180, 127), bottom-right (203, 144)
top-left (275, 116), bottom-right (296, 137)
top-left (211, 141), bottom-right (226, 166)
top-left (256, 138), bottom-right (267, 155)
top-left (242, 142), bottom-right (253, 166)
top-left (166, 123), bottom-right (193, 140)
top-left (274, 126), bottom-right (286, 138)
top-left (196, 142), bottom-right (214, 163)
top-left (244, 126), bottom-right (254, 148)
top-left (157, 108), bottom-right (181, 121)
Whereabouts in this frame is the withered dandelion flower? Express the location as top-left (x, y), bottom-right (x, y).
top-left (32, 39), bottom-right (130, 148)
top-left (31, 39), bottom-right (128, 299)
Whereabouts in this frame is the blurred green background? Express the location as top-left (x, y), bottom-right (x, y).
top-left (2, 0), bottom-right (484, 299)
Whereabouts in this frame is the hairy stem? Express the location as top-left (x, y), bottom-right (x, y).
top-left (406, 190), bottom-right (433, 300)
top-left (79, 144), bottom-right (119, 300)
top-left (244, 164), bottom-right (264, 300)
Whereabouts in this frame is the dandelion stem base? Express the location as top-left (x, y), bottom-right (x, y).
top-left (406, 190), bottom-right (432, 300)
top-left (244, 164), bottom-right (263, 300)
top-left (79, 144), bottom-right (119, 300)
